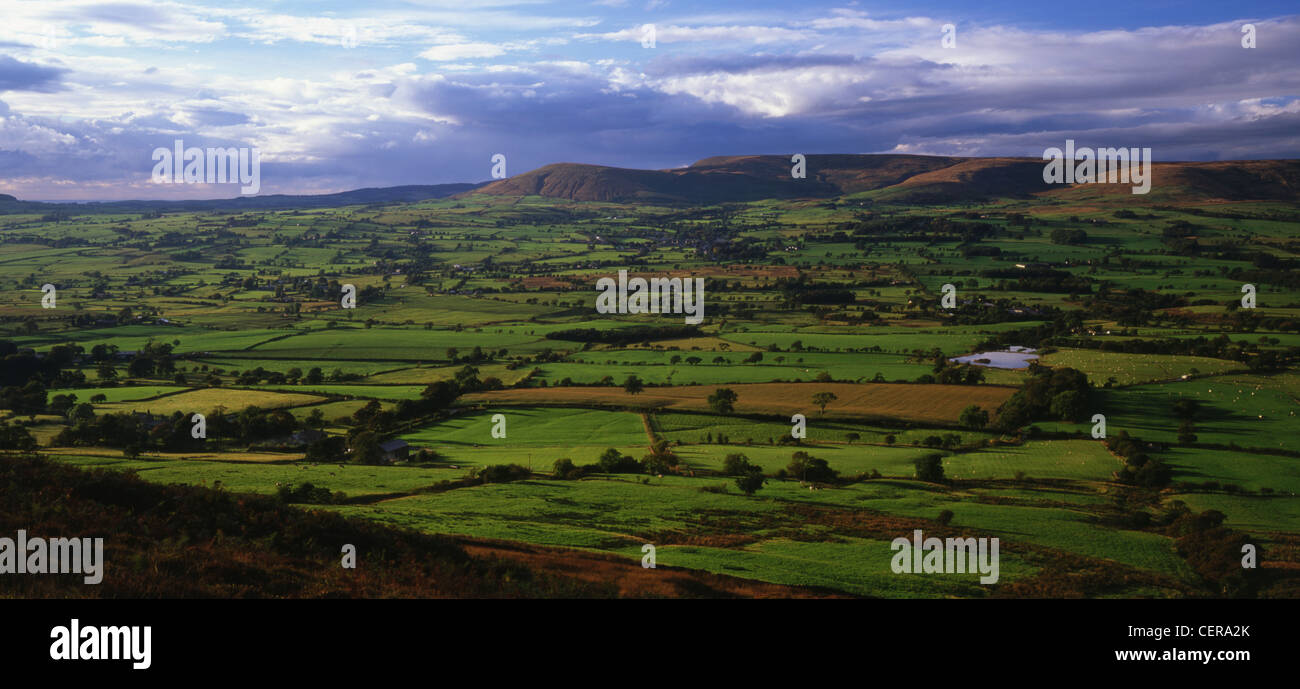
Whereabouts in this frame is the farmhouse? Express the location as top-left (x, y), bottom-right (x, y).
top-left (267, 429), bottom-right (326, 449)
top-left (132, 412), bottom-right (166, 430)
top-left (379, 438), bottom-right (410, 463)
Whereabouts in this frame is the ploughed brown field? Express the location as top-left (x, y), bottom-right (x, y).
top-left (461, 382), bottom-right (1017, 423)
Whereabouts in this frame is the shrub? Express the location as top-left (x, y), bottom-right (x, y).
top-left (276, 482), bottom-right (345, 505)
top-left (551, 457), bottom-right (578, 479)
top-left (477, 464), bottom-right (531, 484)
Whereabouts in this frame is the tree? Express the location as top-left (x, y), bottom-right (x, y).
top-left (1172, 399), bottom-right (1200, 421)
top-left (454, 365), bottom-right (482, 392)
top-left (305, 367), bottom-right (324, 385)
top-left (69, 403), bottom-right (95, 423)
top-left (787, 451), bottom-right (837, 483)
top-left (347, 431), bottom-right (384, 465)
top-left (812, 391), bottom-right (837, 415)
top-left (1050, 228), bottom-right (1087, 245)
top-left (552, 457), bottom-right (578, 479)
top-left (49, 393), bottom-right (77, 417)
top-left (722, 453), bottom-right (753, 476)
top-left (959, 404), bottom-right (989, 429)
top-left (597, 447), bottom-right (640, 473)
top-left (735, 468), bottom-right (765, 496)
top-left (623, 375), bottom-right (644, 395)
top-left (420, 380), bottom-right (460, 411)
top-left (708, 387), bottom-right (738, 414)
top-left (352, 399), bottom-right (382, 424)
top-left (913, 453), bottom-right (945, 483)
top-left (845, 432), bottom-right (860, 443)
top-left (305, 436), bottom-right (347, 462)
top-left (0, 421), bottom-right (37, 451)
top-left (1049, 390), bottom-right (1086, 422)
top-left (994, 395), bottom-right (1033, 431)
top-left (127, 356), bottom-right (155, 378)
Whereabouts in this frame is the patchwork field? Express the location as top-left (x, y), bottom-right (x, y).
top-left (461, 382), bottom-right (1018, 423)
top-left (96, 387), bottom-right (328, 415)
top-left (4, 181), bottom-right (1297, 600)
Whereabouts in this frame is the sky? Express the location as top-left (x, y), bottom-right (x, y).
top-left (0, 0), bottom-right (1297, 200)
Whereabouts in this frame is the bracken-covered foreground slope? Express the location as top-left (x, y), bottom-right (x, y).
top-left (0, 454), bottom-right (841, 598)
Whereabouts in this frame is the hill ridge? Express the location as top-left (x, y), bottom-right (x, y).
top-left (469, 154), bottom-right (1300, 205)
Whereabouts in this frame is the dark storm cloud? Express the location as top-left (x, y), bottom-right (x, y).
top-left (0, 56), bottom-right (67, 93)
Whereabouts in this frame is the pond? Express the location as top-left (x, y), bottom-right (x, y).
top-left (950, 346), bottom-right (1039, 369)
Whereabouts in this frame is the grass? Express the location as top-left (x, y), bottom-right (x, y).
top-left (49, 454), bottom-right (467, 497)
top-left (96, 387), bottom-right (326, 414)
top-left (402, 407), bottom-right (649, 449)
top-left (462, 382), bottom-right (1018, 424)
top-left (48, 385), bottom-right (187, 403)
top-left (1036, 348), bottom-right (1246, 386)
top-left (4, 190), bottom-right (1296, 598)
top-left (246, 326), bottom-right (546, 359)
top-left (1071, 376), bottom-right (1300, 451)
top-left (942, 440), bottom-right (1120, 482)
top-left (1169, 493), bottom-right (1300, 533)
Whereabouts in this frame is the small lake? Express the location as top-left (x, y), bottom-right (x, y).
top-left (950, 346), bottom-right (1039, 369)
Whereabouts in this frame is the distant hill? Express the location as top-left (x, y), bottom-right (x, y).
top-left (0, 182), bottom-right (487, 214)
top-left (470, 155), bottom-right (1300, 205)
top-left (7, 155), bottom-right (1300, 213)
top-left (465, 161), bottom-right (833, 204)
top-left (0, 193), bottom-right (51, 213)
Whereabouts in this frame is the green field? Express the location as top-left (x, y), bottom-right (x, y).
top-left (4, 184), bottom-right (1297, 598)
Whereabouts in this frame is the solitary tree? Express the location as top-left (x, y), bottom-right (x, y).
top-left (735, 468), bottom-right (766, 496)
top-left (623, 375), bottom-right (644, 395)
top-left (722, 453), bottom-right (753, 475)
top-left (913, 453), bottom-right (945, 483)
top-left (959, 404), bottom-right (989, 429)
top-left (708, 387), bottom-right (739, 414)
top-left (812, 391), bottom-right (838, 415)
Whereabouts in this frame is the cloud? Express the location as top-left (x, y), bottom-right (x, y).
top-left (420, 43), bottom-right (508, 61)
top-left (0, 55), bottom-right (67, 92)
top-left (579, 23), bottom-right (811, 45)
top-left (1, 4), bottom-right (1299, 199)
